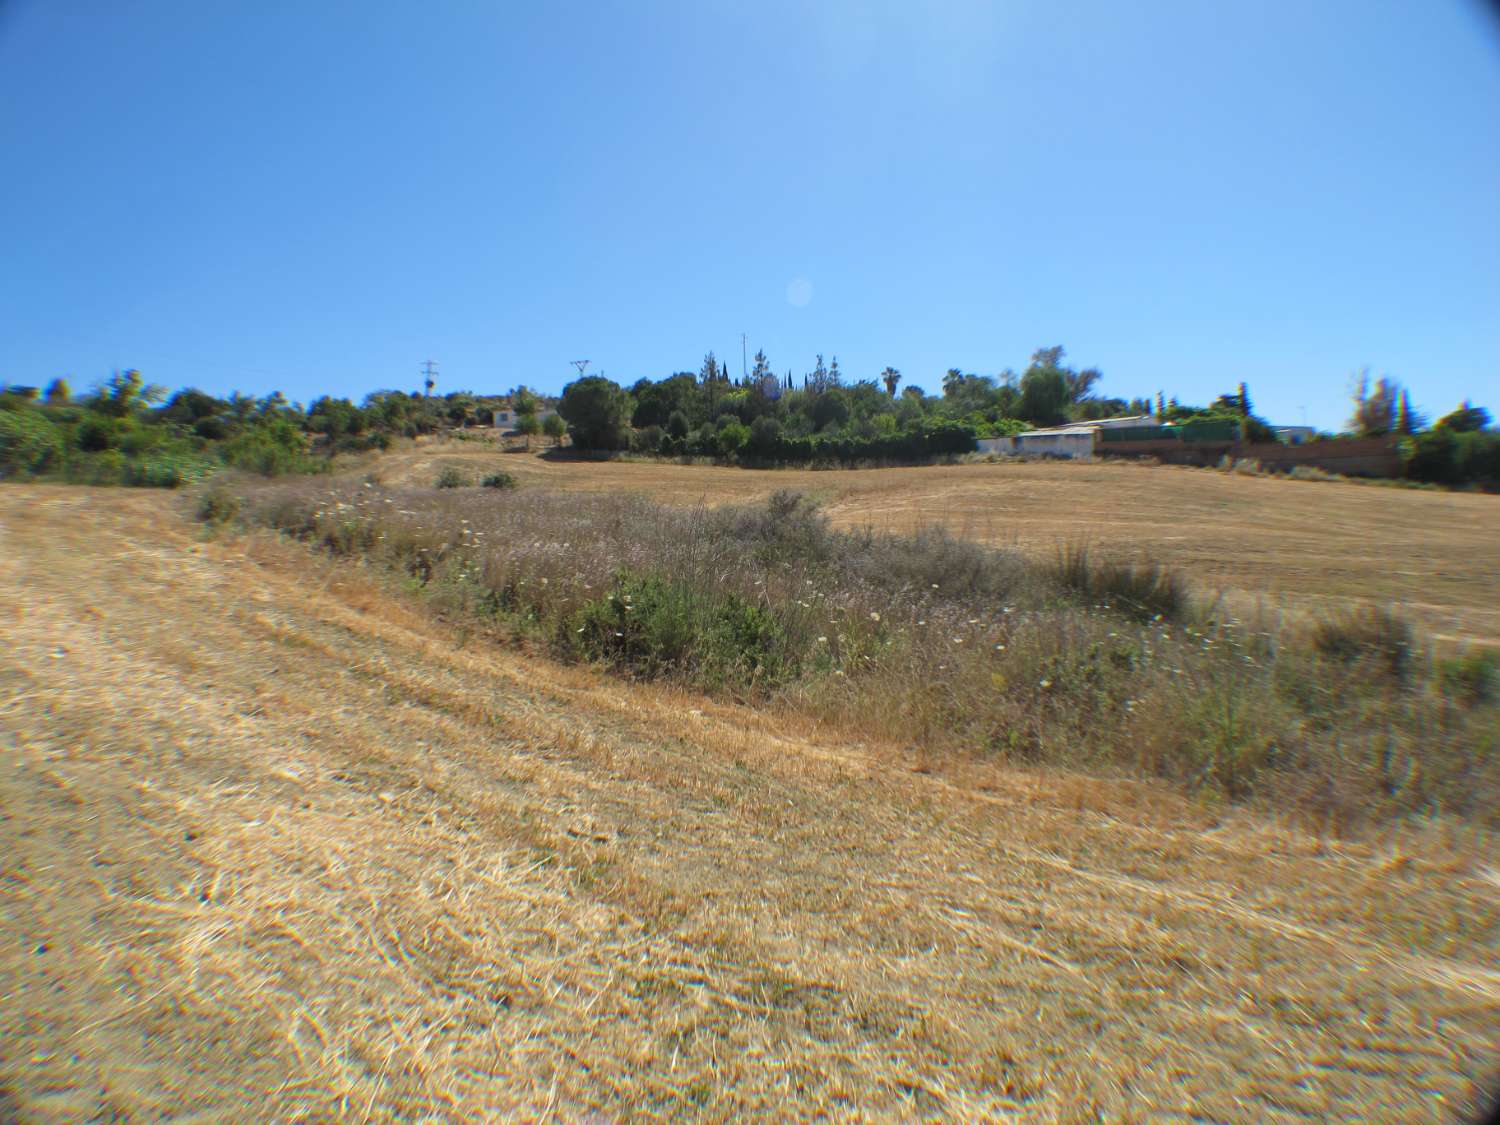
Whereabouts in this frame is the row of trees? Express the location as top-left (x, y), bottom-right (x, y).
top-left (558, 346), bottom-right (1162, 460)
top-left (1347, 369), bottom-right (1491, 438)
top-left (555, 352), bottom-right (1496, 483)
top-left (0, 371), bottom-right (315, 485)
top-left (1342, 371), bottom-right (1498, 485)
top-left (4, 357), bottom-right (1494, 486)
top-left (0, 374), bottom-right (525, 485)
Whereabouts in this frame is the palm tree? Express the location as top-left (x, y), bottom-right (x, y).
top-left (881, 367), bottom-right (902, 397)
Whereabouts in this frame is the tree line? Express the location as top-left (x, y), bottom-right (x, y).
top-left (560, 346), bottom-right (1185, 462)
top-left (1, 352), bottom-right (1494, 486)
top-left (554, 350), bottom-right (1494, 483)
top-left (0, 374), bottom-right (525, 486)
top-left (1347, 370), bottom-right (1498, 485)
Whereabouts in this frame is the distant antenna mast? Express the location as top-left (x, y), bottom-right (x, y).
top-left (421, 359), bottom-right (438, 397)
top-left (741, 333), bottom-right (747, 380)
top-left (571, 359), bottom-right (591, 380)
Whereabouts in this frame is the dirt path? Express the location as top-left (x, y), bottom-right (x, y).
top-left (1, 485), bottom-right (1496, 1121)
top-left (376, 442), bottom-right (1500, 645)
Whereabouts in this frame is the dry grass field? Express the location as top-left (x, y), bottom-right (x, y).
top-left (380, 441), bottom-right (1500, 647)
top-left (2, 483), bottom-right (1498, 1122)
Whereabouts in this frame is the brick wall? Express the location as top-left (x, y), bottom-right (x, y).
top-left (1100, 437), bottom-right (1402, 478)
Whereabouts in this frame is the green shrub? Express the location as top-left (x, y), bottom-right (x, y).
top-left (76, 416), bottom-right (118, 452)
top-left (717, 419), bottom-right (750, 455)
top-left (564, 572), bottom-right (793, 689)
top-left (481, 470), bottom-right (518, 490)
top-left (565, 573), bottom-right (701, 678)
top-left (435, 466), bottom-right (472, 488)
top-left (1437, 650), bottom-right (1497, 706)
top-left (1050, 544), bottom-right (1187, 622)
top-left (1404, 428), bottom-right (1500, 487)
top-left (197, 484), bottom-right (242, 525)
top-left (122, 448), bottom-right (215, 488)
top-left (0, 409), bottom-right (64, 478)
top-left (79, 449), bottom-right (128, 484)
top-left (700, 593), bottom-right (790, 687)
top-left (1310, 606), bottom-right (1413, 681)
top-left (220, 421), bottom-right (317, 477)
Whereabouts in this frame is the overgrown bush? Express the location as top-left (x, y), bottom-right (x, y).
top-left (0, 376), bottom-right (461, 489)
top-left (218, 419), bottom-right (318, 477)
top-left (482, 470), bottom-right (518, 490)
top-left (564, 572), bottom-right (792, 689)
top-left (1050, 544), bottom-right (1187, 622)
top-left (1438, 650), bottom-right (1497, 706)
top-left (197, 482), bottom-right (242, 525)
top-left (0, 409), bottom-right (65, 478)
top-left (1310, 606), bottom-right (1413, 681)
top-left (435, 466), bottom-right (472, 488)
top-left (214, 478), bottom-right (1500, 831)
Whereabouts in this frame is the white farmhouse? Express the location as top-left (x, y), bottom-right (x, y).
top-left (492, 405), bottom-right (559, 431)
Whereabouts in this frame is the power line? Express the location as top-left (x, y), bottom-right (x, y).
top-left (571, 360), bottom-right (590, 380)
top-left (421, 359), bottom-right (438, 397)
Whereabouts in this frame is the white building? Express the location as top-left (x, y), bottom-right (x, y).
top-left (493, 406), bottom-right (558, 430)
top-left (979, 416), bottom-right (1157, 460)
top-left (1014, 427), bottom-right (1099, 460)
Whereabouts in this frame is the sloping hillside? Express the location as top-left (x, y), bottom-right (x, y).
top-left (1, 485), bottom-right (1496, 1122)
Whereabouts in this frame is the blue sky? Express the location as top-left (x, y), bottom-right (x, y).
top-left (2, 1), bottom-right (1497, 430)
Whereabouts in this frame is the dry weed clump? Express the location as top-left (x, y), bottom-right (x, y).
top-left (222, 476), bottom-right (1500, 831)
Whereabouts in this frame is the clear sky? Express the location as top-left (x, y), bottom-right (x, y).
top-left (2, 1), bottom-right (1497, 430)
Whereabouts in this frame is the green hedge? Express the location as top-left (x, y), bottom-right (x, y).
top-left (741, 421), bottom-right (976, 465)
top-left (1403, 429), bottom-right (1500, 487)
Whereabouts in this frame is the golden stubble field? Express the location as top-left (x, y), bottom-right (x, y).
top-left (1, 481), bottom-right (1497, 1121)
top-left (381, 441), bottom-right (1500, 648)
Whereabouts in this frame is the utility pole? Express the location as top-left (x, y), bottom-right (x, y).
top-left (421, 359), bottom-right (438, 397)
top-left (741, 334), bottom-right (747, 380)
top-left (571, 359), bottom-right (590, 381)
